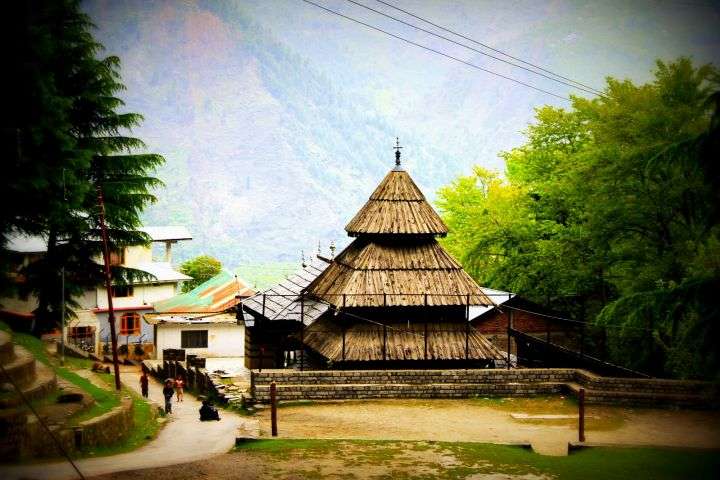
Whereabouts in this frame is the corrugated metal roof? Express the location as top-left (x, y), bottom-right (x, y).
top-left (469, 288), bottom-right (515, 319)
top-left (5, 233), bottom-right (48, 253)
top-left (139, 226), bottom-right (192, 241)
top-left (242, 259), bottom-right (329, 325)
top-left (152, 271), bottom-right (254, 313)
top-left (144, 312), bottom-right (237, 325)
top-left (133, 262), bottom-right (193, 283)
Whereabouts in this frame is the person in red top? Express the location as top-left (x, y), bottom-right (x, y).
top-left (140, 370), bottom-right (149, 398)
top-left (174, 375), bottom-right (185, 402)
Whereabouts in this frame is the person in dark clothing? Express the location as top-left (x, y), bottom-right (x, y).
top-left (199, 399), bottom-right (220, 421)
top-left (163, 380), bottom-right (174, 414)
top-left (140, 371), bottom-right (149, 398)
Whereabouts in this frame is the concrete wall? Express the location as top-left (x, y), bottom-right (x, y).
top-left (156, 323), bottom-right (245, 360)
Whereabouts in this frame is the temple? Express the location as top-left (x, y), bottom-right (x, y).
top-left (242, 143), bottom-right (503, 369)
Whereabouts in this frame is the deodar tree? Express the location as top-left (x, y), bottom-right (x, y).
top-left (3, 0), bottom-right (164, 333)
top-left (439, 58), bottom-right (720, 379)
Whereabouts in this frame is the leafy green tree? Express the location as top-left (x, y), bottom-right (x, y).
top-left (3, 0), bottom-right (163, 333)
top-left (180, 255), bottom-right (223, 292)
top-left (439, 58), bottom-right (720, 378)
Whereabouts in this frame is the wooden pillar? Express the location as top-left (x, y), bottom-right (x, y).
top-left (546, 317), bottom-right (551, 365)
top-left (580, 322), bottom-right (585, 360)
top-left (465, 294), bottom-right (470, 361)
top-left (270, 381), bottom-right (278, 437)
top-left (341, 294), bottom-right (346, 364)
top-left (423, 294), bottom-right (428, 361)
top-left (382, 324), bottom-right (387, 362)
top-left (300, 294), bottom-right (305, 372)
top-left (262, 293), bottom-right (266, 318)
top-left (578, 387), bottom-right (586, 442)
top-left (507, 308), bottom-right (513, 369)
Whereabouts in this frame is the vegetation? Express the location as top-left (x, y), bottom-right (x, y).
top-left (179, 255), bottom-right (222, 292)
top-left (439, 58), bottom-right (720, 379)
top-left (234, 439), bottom-right (720, 480)
top-left (3, 0), bottom-right (163, 333)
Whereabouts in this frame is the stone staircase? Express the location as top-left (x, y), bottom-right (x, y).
top-left (0, 331), bottom-right (57, 409)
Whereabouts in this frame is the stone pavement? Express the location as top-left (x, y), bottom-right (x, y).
top-left (1, 366), bottom-right (247, 480)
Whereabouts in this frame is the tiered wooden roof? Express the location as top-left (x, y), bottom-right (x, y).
top-left (306, 160), bottom-right (493, 308)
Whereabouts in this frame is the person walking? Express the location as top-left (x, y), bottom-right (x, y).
top-left (174, 375), bottom-right (185, 402)
top-left (163, 379), bottom-right (174, 414)
top-left (140, 370), bottom-right (149, 398)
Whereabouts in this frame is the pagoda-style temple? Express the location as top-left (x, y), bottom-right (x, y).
top-left (242, 143), bottom-right (503, 369)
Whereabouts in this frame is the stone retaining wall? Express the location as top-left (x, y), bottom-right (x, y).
top-left (252, 368), bottom-right (718, 408)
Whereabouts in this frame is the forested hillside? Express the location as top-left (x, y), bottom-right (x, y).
top-left (83, 0), bottom-right (720, 268)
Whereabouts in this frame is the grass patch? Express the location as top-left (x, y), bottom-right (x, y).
top-left (234, 439), bottom-right (720, 480)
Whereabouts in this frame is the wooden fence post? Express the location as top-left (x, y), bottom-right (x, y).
top-left (270, 381), bottom-right (278, 437)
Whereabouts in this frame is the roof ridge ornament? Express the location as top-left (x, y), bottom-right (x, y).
top-left (393, 137), bottom-right (403, 170)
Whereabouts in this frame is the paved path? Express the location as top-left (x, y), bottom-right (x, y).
top-left (1, 367), bottom-right (246, 480)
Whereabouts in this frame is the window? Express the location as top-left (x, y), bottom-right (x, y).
top-left (69, 326), bottom-right (94, 339)
top-left (181, 330), bottom-right (208, 348)
top-left (112, 285), bottom-right (134, 298)
top-left (109, 248), bottom-right (125, 266)
top-left (120, 312), bottom-right (141, 335)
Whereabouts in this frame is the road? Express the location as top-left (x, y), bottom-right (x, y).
top-left (1, 367), bottom-right (247, 480)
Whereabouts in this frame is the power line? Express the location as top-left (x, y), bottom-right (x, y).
top-left (344, 0), bottom-right (603, 98)
top-left (375, 0), bottom-right (605, 96)
top-left (298, 0), bottom-right (570, 102)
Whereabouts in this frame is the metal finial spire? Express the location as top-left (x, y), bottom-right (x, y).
top-left (394, 137), bottom-right (403, 168)
top-left (329, 240), bottom-right (336, 259)
top-left (301, 250), bottom-right (307, 268)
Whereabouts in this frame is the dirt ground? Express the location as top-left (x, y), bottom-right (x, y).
top-left (255, 397), bottom-right (720, 449)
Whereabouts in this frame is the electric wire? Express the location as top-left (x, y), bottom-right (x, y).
top-left (375, 0), bottom-right (605, 96)
top-left (344, 0), bottom-right (603, 97)
top-left (298, 0), bottom-right (570, 101)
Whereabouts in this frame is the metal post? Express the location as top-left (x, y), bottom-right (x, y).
top-left (270, 381), bottom-right (278, 437)
top-left (300, 294), bottom-right (304, 372)
top-left (578, 387), bottom-right (586, 442)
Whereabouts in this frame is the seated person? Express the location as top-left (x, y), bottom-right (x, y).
top-left (199, 399), bottom-right (220, 421)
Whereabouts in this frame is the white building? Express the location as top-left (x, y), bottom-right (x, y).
top-left (1, 226), bottom-right (192, 358)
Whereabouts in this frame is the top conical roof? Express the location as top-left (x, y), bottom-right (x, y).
top-left (345, 169), bottom-right (448, 236)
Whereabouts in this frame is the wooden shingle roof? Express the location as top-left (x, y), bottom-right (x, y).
top-left (305, 238), bottom-right (492, 307)
top-left (345, 170), bottom-right (448, 236)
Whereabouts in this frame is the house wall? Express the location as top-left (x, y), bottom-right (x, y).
top-left (96, 283), bottom-right (177, 310)
top-left (122, 244), bottom-right (153, 266)
top-left (156, 323), bottom-right (245, 360)
top-left (96, 310), bottom-right (154, 346)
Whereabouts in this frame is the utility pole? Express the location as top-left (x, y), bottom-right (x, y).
top-left (96, 185), bottom-right (122, 391)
